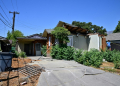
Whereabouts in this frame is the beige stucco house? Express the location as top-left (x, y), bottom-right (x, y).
top-left (16, 21), bottom-right (106, 56)
top-left (42, 21), bottom-right (106, 56)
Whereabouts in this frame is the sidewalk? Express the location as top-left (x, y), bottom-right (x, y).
top-left (28, 57), bottom-right (120, 86)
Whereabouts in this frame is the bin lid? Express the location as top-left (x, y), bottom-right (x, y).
top-left (0, 52), bottom-right (14, 55)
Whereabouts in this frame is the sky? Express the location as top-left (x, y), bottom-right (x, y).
top-left (0, 0), bottom-right (120, 37)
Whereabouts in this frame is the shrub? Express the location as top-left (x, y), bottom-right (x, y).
top-left (77, 49), bottom-right (103, 68)
top-left (62, 46), bottom-right (75, 60)
top-left (19, 51), bottom-right (26, 58)
top-left (50, 44), bottom-right (63, 59)
top-left (13, 51), bottom-right (19, 58)
top-left (73, 49), bottom-right (83, 62)
top-left (50, 44), bottom-right (75, 60)
top-left (41, 45), bottom-right (47, 57)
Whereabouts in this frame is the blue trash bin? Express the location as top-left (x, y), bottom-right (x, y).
top-left (0, 52), bottom-right (14, 72)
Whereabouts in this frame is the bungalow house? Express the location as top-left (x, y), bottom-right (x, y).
top-left (43, 21), bottom-right (106, 56)
top-left (16, 21), bottom-right (106, 56)
top-left (16, 34), bottom-right (47, 56)
top-left (106, 32), bottom-right (120, 51)
top-left (0, 36), bottom-right (11, 52)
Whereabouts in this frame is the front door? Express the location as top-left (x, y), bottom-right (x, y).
top-left (35, 43), bottom-right (41, 56)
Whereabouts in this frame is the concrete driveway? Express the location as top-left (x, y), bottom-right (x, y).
top-left (28, 57), bottom-right (120, 86)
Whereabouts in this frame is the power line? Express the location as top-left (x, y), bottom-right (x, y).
top-left (16, 20), bottom-right (40, 31)
top-left (0, 13), bottom-right (12, 26)
top-left (16, 0), bottom-right (18, 11)
top-left (0, 5), bottom-right (11, 23)
top-left (0, 0), bottom-right (9, 11)
top-left (11, 0), bottom-right (15, 10)
top-left (0, 18), bottom-right (12, 28)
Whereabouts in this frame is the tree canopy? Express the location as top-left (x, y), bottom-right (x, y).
top-left (51, 27), bottom-right (70, 43)
top-left (113, 21), bottom-right (120, 33)
top-left (7, 30), bottom-right (24, 47)
top-left (72, 21), bottom-right (107, 35)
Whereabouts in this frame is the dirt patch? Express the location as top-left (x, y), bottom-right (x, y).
top-left (0, 58), bottom-right (41, 86)
top-left (12, 58), bottom-right (32, 68)
top-left (99, 62), bottom-right (120, 75)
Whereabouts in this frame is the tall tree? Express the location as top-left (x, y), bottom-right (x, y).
top-left (7, 30), bottom-right (24, 47)
top-left (113, 21), bottom-right (120, 33)
top-left (72, 21), bottom-right (107, 35)
top-left (51, 27), bottom-right (70, 44)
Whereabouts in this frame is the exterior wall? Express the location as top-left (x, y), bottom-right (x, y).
top-left (18, 42), bottom-right (24, 53)
top-left (17, 42), bottom-right (24, 53)
top-left (87, 34), bottom-right (99, 51)
top-left (73, 34), bottom-right (88, 50)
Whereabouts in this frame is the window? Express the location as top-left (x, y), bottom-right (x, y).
top-left (67, 36), bottom-right (73, 46)
top-left (55, 39), bottom-right (59, 44)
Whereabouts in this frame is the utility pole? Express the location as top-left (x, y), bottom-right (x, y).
top-left (9, 11), bottom-right (19, 33)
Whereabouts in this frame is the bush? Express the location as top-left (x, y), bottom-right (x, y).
top-left (62, 46), bottom-right (75, 60)
top-left (73, 49), bottom-right (83, 62)
top-left (13, 51), bottom-right (19, 58)
top-left (50, 44), bottom-right (75, 60)
top-left (41, 45), bottom-right (47, 57)
top-left (77, 49), bottom-right (103, 68)
top-left (103, 50), bottom-right (116, 62)
top-left (19, 51), bottom-right (26, 58)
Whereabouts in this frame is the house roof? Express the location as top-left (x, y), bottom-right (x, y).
top-left (56, 21), bottom-right (88, 34)
top-left (0, 36), bottom-right (7, 40)
top-left (0, 36), bottom-right (10, 43)
top-left (42, 29), bottom-right (54, 37)
top-left (105, 32), bottom-right (120, 41)
top-left (17, 34), bottom-right (47, 40)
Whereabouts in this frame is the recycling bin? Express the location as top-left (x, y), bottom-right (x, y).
top-left (0, 52), bottom-right (13, 72)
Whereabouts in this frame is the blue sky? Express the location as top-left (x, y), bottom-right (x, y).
top-left (0, 0), bottom-right (120, 37)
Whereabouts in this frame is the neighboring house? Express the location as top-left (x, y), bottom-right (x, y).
top-left (106, 32), bottom-right (120, 51)
top-left (0, 36), bottom-right (11, 52)
top-left (43, 21), bottom-right (106, 56)
top-left (16, 34), bottom-right (47, 56)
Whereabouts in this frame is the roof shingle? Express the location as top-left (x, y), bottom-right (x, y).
top-left (106, 32), bottom-right (120, 41)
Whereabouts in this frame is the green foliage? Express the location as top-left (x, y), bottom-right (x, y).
top-left (102, 49), bottom-right (120, 69)
top-left (41, 45), bottom-right (47, 57)
top-left (103, 50), bottom-right (119, 62)
top-left (77, 49), bottom-right (103, 68)
top-left (50, 44), bottom-right (75, 60)
top-left (39, 33), bottom-right (43, 36)
top-left (72, 21), bottom-right (107, 35)
top-left (51, 27), bottom-right (70, 43)
top-left (113, 21), bottom-right (120, 33)
top-left (19, 51), bottom-right (26, 58)
top-left (114, 60), bottom-right (120, 69)
top-left (73, 49), bottom-right (83, 61)
top-left (13, 51), bottom-right (19, 58)
top-left (62, 46), bottom-right (75, 60)
top-left (7, 30), bottom-right (24, 47)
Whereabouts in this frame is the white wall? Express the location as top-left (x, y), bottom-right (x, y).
top-left (73, 34), bottom-right (88, 50)
top-left (18, 42), bottom-right (24, 53)
top-left (87, 34), bottom-right (99, 51)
